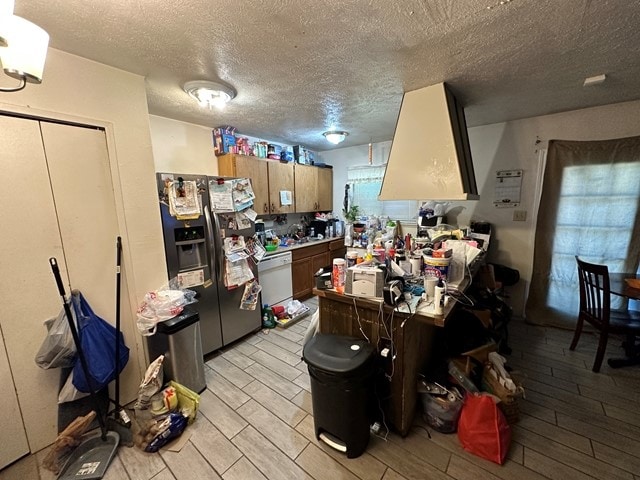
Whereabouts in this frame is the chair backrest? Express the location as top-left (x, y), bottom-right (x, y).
top-left (575, 256), bottom-right (611, 328)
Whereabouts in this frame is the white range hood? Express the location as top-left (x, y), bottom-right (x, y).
top-left (379, 83), bottom-right (479, 201)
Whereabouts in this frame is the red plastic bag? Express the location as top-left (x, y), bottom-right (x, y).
top-left (457, 393), bottom-right (511, 464)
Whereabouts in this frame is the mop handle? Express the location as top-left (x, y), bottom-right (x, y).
top-left (50, 258), bottom-right (66, 297)
top-left (49, 257), bottom-right (108, 440)
top-left (114, 237), bottom-right (122, 413)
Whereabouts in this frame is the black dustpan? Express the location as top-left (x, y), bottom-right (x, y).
top-left (50, 258), bottom-right (119, 479)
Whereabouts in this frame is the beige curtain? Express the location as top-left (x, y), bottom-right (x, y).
top-left (526, 136), bottom-right (640, 328)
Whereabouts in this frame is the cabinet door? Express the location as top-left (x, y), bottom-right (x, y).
top-left (292, 257), bottom-right (313, 299)
top-left (236, 156), bottom-right (270, 214)
top-left (268, 162), bottom-right (295, 214)
top-left (317, 168), bottom-right (333, 211)
top-left (294, 164), bottom-right (318, 212)
top-left (312, 252), bottom-right (331, 276)
top-left (330, 239), bottom-right (347, 262)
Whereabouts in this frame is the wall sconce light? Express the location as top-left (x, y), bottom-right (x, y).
top-left (0, 0), bottom-right (50, 92)
top-left (323, 130), bottom-right (349, 145)
top-left (183, 80), bottom-right (236, 110)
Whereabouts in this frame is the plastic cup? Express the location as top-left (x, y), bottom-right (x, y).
top-left (424, 276), bottom-right (438, 299)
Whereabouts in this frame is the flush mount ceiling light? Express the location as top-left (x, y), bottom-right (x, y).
top-left (183, 80), bottom-right (236, 110)
top-left (323, 130), bottom-right (349, 145)
top-left (0, 0), bottom-right (50, 92)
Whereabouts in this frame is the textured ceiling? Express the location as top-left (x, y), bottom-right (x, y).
top-left (12, 0), bottom-right (640, 151)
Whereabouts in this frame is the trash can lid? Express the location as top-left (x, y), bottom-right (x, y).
top-left (156, 307), bottom-right (199, 334)
top-left (303, 334), bottom-right (374, 374)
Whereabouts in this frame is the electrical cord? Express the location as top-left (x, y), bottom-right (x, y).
top-left (352, 296), bottom-right (370, 342)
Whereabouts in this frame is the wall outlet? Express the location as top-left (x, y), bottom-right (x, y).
top-left (513, 210), bottom-right (527, 222)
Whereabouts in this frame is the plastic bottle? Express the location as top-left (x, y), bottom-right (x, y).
top-left (365, 244), bottom-right (374, 262)
top-left (332, 258), bottom-right (346, 294)
top-left (434, 279), bottom-right (445, 315)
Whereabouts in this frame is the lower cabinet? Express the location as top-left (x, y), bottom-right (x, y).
top-left (329, 238), bottom-right (347, 261)
top-left (292, 256), bottom-right (313, 300)
top-left (292, 242), bottom-right (335, 300)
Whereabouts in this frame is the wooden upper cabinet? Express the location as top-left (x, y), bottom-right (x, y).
top-left (218, 154), bottom-right (270, 214)
top-left (268, 161), bottom-right (295, 214)
top-left (236, 157), bottom-right (269, 214)
top-left (218, 153), bottom-right (332, 215)
top-left (294, 164), bottom-right (318, 213)
top-left (317, 167), bottom-right (333, 211)
top-left (295, 164), bottom-right (333, 213)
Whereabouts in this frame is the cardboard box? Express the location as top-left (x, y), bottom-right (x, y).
top-left (293, 145), bottom-right (307, 163)
top-left (212, 128), bottom-right (237, 155)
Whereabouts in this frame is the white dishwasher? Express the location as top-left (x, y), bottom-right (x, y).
top-left (258, 251), bottom-right (293, 307)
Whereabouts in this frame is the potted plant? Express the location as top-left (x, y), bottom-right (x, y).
top-left (343, 205), bottom-right (360, 223)
top-left (343, 205), bottom-right (366, 232)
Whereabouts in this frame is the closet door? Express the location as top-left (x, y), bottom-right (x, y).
top-left (0, 116), bottom-right (123, 455)
top-left (40, 122), bottom-right (120, 321)
top-left (0, 115), bottom-right (62, 465)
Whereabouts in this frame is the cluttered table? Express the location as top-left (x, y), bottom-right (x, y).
top-left (313, 282), bottom-right (469, 436)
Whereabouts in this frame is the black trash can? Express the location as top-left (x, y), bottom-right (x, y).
top-left (303, 333), bottom-right (375, 458)
top-left (146, 307), bottom-right (206, 393)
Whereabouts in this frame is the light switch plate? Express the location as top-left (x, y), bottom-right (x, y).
top-left (513, 210), bottom-right (527, 222)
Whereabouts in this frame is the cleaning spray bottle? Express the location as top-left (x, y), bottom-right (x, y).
top-left (434, 278), bottom-right (445, 315)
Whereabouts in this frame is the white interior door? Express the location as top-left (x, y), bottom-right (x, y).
top-left (0, 115), bottom-right (62, 463)
top-left (0, 115), bottom-right (130, 456)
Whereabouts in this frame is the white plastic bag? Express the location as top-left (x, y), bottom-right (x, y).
top-left (136, 279), bottom-right (196, 335)
top-left (35, 307), bottom-right (77, 369)
top-left (58, 371), bottom-right (90, 404)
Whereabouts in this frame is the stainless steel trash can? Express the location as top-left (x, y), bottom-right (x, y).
top-left (146, 307), bottom-right (206, 393)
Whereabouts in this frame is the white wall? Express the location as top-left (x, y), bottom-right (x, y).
top-left (1, 48), bottom-right (166, 449)
top-left (150, 115), bottom-right (219, 174)
top-left (320, 99), bottom-right (640, 316)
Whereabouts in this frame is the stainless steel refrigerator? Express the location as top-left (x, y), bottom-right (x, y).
top-left (156, 173), bottom-right (261, 354)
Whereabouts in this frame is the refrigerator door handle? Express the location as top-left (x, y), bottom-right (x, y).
top-left (203, 207), bottom-right (219, 279)
top-left (211, 211), bottom-right (225, 281)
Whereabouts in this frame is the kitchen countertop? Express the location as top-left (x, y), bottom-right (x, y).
top-left (264, 236), bottom-right (344, 256)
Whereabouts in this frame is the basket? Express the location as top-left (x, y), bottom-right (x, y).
top-left (481, 364), bottom-right (523, 424)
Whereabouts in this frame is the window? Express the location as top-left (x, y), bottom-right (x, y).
top-left (547, 162), bottom-right (640, 315)
top-left (347, 165), bottom-right (418, 220)
top-left (526, 136), bottom-right (640, 327)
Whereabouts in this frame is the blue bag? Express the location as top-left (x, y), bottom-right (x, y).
top-left (71, 292), bottom-right (129, 393)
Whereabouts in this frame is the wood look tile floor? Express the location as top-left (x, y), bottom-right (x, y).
top-left (4, 297), bottom-right (640, 480)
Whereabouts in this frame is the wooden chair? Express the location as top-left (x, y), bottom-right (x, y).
top-left (571, 256), bottom-right (640, 372)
